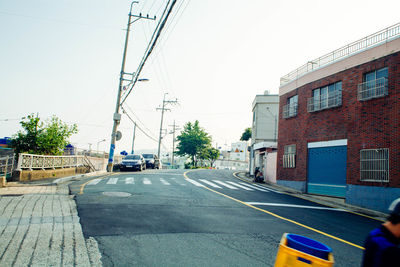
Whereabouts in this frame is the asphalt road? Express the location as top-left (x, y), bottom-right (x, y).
top-left (69, 169), bottom-right (381, 267)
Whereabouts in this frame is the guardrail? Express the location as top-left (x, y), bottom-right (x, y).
top-left (280, 23), bottom-right (400, 86)
top-left (16, 153), bottom-right (86, 171)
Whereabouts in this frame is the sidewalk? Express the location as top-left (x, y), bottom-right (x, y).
top-left (0, 172), bottom-right (106, 267)
top-left (234, 171), bottom-right (388, 221)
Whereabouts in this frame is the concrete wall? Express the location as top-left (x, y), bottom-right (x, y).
top-left (346, 185), bottom-right (400, 213)
top-left (265, 152), bottom-right (277, 183)
top-left (18, 166), bottom-right (89, 182)
top-left (251, 94), bottom-right (279, 143)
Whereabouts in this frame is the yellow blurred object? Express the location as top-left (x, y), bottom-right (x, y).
top-left (274, 233), bottom-right (334, 267)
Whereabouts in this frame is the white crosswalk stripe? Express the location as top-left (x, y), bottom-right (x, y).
top-left (199, 179), bottom-right (222, 188)
top-left (87, 178), bottom-right (102, 185)
top-left (186, 179), bottom-right (204, 187)
top-left (125, 177), bottom-right (134, 184)
top-left (106, 178), bottom-right (118, 184)
top-left (160, 178), bottom-right (170, 185)
top-left (213, 180), bottom-right (238, 189)
top-left (225, 181), bottom-right (254, 191)
top-left (238, 182), bottom-right (270, 192)
top-left (248, 183), bottom-right (283, 194)
top-left (143, 178), bottom-right (152, 185)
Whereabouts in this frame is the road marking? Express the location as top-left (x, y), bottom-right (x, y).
top-left (160, 178), bottom-right (170, 185)
top-left (237, 182), bottom-right (269, 192)
top-left (245, 202), bottom-right (347, 211)
top-left (213, 180), bottom-right (238, 189)
top-left (199, 179), bottom-right (222, 188)
top-left (244, 183), bottom-right (283, 194)
top-left (87, 179), bottom-right (102, 185)
top-left (79, 173), bottom-right (115, 194)
top-left (186, 179), bottom-right (204, 187)
top-left (125, 177), bottom-right (134, 184)
top-left (226, 181), bottom-right (254, 191)
top-left (184, 170), bottom-right (365, 250)
top-left (106, 178), bottom-right (118, 184)
top-left (143, 178), bottom-right (152, 185)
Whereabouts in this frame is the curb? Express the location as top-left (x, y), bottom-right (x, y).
top-left (233, 171), bottom-right (388, 221)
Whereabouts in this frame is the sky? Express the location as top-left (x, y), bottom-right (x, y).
top-left (1, 0), bottom-right (399, 155)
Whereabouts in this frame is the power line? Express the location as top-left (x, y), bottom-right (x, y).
top-left (121, 0), bottom-right (178, 105)
top-left (121, 107), bottom-right (159, 143)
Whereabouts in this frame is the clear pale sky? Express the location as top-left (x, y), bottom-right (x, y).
top-left (1, 0), bottom-right (399, 155)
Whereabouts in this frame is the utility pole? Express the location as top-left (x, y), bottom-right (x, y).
top-left (131, 122), bottom-right (137, 154)
top-left (107, 1), bottom-right (155, 172)
top-left (169, 120), bottom-right (180, 168)
top-left (157, 93), bottom-right (178, 159)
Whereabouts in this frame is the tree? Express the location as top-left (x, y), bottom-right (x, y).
top-left (240, 127), bottom-right (252, 141)
top-left (10, 114), bottom-right (78, 155)
top-left (198, 146), bottom-right (220, 168)
top-left (175, 120), bottom-right (211, 167)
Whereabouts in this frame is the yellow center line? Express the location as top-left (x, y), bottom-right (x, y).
top-left (184, 169), bottom-right (365, 250)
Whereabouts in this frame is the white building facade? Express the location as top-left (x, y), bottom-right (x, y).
top-left (250, 91), bottom-right (279, 176)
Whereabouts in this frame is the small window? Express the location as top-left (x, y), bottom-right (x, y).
top-left (308, 81), bottom-right (342, 112)
top-left (283, 145), bottom-right (296, 168)
top-left (283, 95), bottom-right (298, 118)
top-left (358, 67), bottom-right (388, 101)
top-left (360, 148), bottom-right (389, 182)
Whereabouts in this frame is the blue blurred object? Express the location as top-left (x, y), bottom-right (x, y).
top-left (286, 234), bottom-right (332, 260)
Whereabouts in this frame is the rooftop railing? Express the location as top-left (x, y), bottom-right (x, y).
top-left (280, 23), bottom-right (400, 86)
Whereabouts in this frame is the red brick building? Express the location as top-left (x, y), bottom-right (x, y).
top-left (277, 23), bottom-right (400, 213)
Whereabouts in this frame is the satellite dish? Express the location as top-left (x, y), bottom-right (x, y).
top-left (116, 131), bottom-right (122, 141)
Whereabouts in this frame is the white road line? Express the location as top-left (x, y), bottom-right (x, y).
top-left (106, 178), bottom-right (118, 184)
top-left (199, 179), bottom-right (222, 188)
top-left (238, 182), bottom-right (269, 192)
top-left (249, 183), bottom-right (283, 194)
top-left (125, 177), bottom-right (134, 184)
top-left (213, 180), bottom-right (238, 189)
top-left (186, 179), bottom-right (205, 187)
top-left (245, 202), bottom-right (347, 211)
top-left (160, 178), bottom-right (170, 185)
top-left (143, 178), bottom-right (152, 185)
top-left (87, 179), bottom-right (102, 185)
top-left (226, 181), bottom-right (254, 191)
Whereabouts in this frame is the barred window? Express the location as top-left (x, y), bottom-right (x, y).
top-left (360, 148), bottom-right (389, 182)
top-left (283, 145), bottom-right (296, 168)
top-left (283, 95), bottom-right (298, 119)
top-left (308, 82), bottom-right (342, 112)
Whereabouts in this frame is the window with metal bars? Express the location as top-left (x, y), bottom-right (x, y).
top-left (360, 148), bottom-right (389, 182)
top-left (283, 145), bottom-right (296, 168)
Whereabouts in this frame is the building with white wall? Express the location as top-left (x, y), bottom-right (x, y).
top-left (249, 91), bottom-right (279, 176)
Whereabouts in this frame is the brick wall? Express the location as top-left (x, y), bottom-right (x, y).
top-left (277, 52), bottom-right (400, 188)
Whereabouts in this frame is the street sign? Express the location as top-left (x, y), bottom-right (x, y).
top-left (116, 131), bottom-right (122, 141)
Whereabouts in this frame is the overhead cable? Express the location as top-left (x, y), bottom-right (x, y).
top-left (121, 0), bottom-right (177, 105)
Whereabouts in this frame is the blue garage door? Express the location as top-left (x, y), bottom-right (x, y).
top-left (307, 145), bottom-right (347, 197)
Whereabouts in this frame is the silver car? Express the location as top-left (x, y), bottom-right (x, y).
top-left (120, 154), bottom-right (146, 171)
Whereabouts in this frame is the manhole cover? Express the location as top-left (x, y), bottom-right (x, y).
top-left (102, 192), bottom-right (132, 197)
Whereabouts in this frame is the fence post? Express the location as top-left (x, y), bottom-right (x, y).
top-left (5, 156), bottom-right (8, 178)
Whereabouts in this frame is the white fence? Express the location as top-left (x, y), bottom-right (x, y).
top-left (17, 153), bottom-right (87, 171)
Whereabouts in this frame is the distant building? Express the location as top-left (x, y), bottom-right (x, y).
top-left (277, 23), bottom-right (400, 213)
top-left (230, 141), bottom-right (248, 162)
top-left (249, 91), bottom-right (279, 177)
top-left (215, 142), bottom-right (249, 171)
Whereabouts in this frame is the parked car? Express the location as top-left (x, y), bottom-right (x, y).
top-left (142, 154), bottom-right (160, 169)
top-left (120, 154), bottom-right (146, 171)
